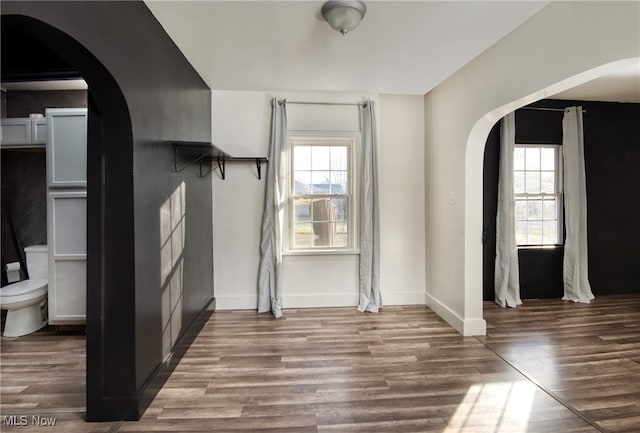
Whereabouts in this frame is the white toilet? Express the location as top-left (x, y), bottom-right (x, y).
top-left (0, 245), bottom-right (48, 337)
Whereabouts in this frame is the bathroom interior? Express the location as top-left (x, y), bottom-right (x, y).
top-left (0, 13), bottom-right (91, 338)
top-left (1, 80), bottom-right (88, 337)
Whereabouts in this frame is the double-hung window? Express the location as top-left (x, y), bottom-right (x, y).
top-left (514, 145), bottom-right (563, 246)
top-left (288, 135), bottom-right (357, 251)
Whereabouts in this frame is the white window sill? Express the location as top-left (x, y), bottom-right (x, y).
top-left (283, 249), bottom-right (360, 257)
top-left (517, 245), bottom-right (563, 250)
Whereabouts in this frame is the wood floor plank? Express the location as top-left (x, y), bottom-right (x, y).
top-left (4, 297), bottom-right (640, 432)
top-left (483, 294), bottom-right (640, 433)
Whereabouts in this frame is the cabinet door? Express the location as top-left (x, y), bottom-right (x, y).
top-left (0, 118), bottom-right (31, 146)
top-left (48, 191), bottom-right (87, 324)
top-left (46, 108), bottom-right (88, 188)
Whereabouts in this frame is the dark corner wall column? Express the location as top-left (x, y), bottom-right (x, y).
top-left (2, 1), bottom-right (214, 421)
top-left (483, 99), bottom-right (640, 301)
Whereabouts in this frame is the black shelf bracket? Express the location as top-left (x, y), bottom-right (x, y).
top-left (213, 156), bottom-right (268, 180)
top-left (172, 141), bottom-right (267, 180)
top-left (173, 143), bottom-right (212, 173)
top-left (217, 156), bottom-right (226, 180)
top-left (256, 159), bottom-right (263, 180)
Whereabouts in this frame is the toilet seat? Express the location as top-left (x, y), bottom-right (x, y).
top-left (0, 279), bottom-right (48, 304)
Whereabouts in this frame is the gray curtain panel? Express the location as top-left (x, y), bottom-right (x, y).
top-left (494, 112), bottom-right (522, 308)
top-left (562, 107), bottom-right (594, 303)
top-left (257, 98), bottom-right (287, 318)
top-left (357, 101), bottom-right (382, 313)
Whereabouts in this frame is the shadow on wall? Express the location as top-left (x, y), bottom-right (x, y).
top-left (160, 181), bottom-right (186, 359)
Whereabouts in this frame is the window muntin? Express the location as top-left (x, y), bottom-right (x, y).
top-left (514, 145), bottom-right (563, 246)
top-left (289, 138), bottom-right (355, 251)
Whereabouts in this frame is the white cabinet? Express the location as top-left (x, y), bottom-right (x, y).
top-left (47, 110), bottom-right (87, 188)
top-left (0, 117), bottom-right (48, 148)
top-left (46, 108), bottom-right (88, 325)
top-left (48, 191), bottom-right (87, 323)
top-left (32, 118), bottom-right (48, 144)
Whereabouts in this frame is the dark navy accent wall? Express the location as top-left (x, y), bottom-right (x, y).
top-left (2, 1), bottom-right (214, 421)
top-left (484, 99), bottom-right (640, 300)
top-left (482, 122), bottom-right (500, 301)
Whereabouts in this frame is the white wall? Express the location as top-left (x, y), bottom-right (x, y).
top-left (424, 1), bottom-right (640, 335)
top-left (378, 94), bottom-right (426, 305)
top-left (212, 91), bottom-right (425, 310)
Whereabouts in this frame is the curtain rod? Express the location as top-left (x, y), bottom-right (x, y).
top-left (279, 100), bottom-right (367, 107)
top-left (522, 107), bottom-right (587, 113)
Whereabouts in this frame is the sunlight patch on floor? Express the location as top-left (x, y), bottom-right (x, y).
top-left (443, 381), bottom-right (537, 433)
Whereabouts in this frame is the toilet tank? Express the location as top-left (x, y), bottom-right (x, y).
top-left (24, 245), bottom-right (48, 280)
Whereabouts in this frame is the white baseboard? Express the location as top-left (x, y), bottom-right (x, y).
top-left (425, 292), bottom-right (486, 336)
top-left (215, 291), bottom-right (426, 311)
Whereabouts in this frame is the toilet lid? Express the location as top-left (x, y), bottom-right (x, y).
top-left (0, 279), bottom-right (47, 297)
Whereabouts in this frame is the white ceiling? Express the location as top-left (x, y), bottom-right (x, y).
top-left (2, 2), bottom-right (637, 102)
top-left (144, 0), bottom-right (551, 95)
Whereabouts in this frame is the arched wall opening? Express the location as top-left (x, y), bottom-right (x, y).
top-left (464, 57), bottom-right (640, 331)
top-left (1, 13), bottom-right (136, 420)
top-left (2, 1), bottom-right (214, 421)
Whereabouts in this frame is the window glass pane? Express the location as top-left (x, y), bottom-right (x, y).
top-left (527, 221), bottom-right (542, 244)
top-left (312, 223), bottom-right (336, 247)
top-left (294, 222), bottom-right (313, 248)
top-left (541, 171), bottom-right (555, 194)
top-left (514, 171), bottom-right (525, 194)
top-left (332, 197), bottom-right (348, 222)
top-left (515, 221), bottom-right (526, 245)
top-left (331, 146), bottom-right (348, 170)
top-left (525, 147), bottom-right (540, 170)
top-left (294, 146), bottom-right (311, 170)
top-left (331, 171), bottom-right (348, 194)
top-left (334, 225), bottom-right (348, 248)
top-left (294, 171), bottom-right (312, 193)
top-left (311, 198), bottom-right (336, 223)
top-left (312, 146), bottom-right (330, 170)
top-left (543, 199), bottom-right (557, 220)
top-left (333, 197), bottom-right (349, 248)
top-left (541, 148), bottom-right (555, 170)
top-left (311, 171), bottom-right (331, 193)
top-left (543, 221), bottom-right (557, 244)
top-left (311, 199), bottom-right (336, 246)
top-left (527, 199), bottom-right (542, 219)
top-left (515, 200), bottom-right (526, 220)
top-left (525, 171), bottom-right (540, 193)
top-left (293, 198), bottom-right (311, 223)
top-left (514, 148), bottom-right (525, 171)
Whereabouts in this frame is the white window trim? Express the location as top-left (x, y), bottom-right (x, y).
top-left (284, 131), bottom-right (360, 255)
top-left (514, 143), bottom-right (564, 247)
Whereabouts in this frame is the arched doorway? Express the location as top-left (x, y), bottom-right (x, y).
top-left (1, 13), bottom-right (136, 421)
top-left (465, 57), bottom-right (640, 327)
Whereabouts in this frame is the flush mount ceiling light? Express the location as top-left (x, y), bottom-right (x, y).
top-left (321, 0), bottom-right (367, 35)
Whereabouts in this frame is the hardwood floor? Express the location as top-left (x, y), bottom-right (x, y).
top-left (480, 295), bottom-right (640, 433)
top-left (1, 296), bottom-right (638, 432)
